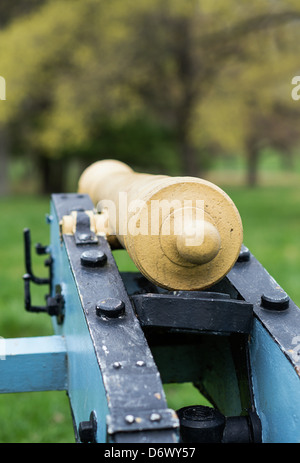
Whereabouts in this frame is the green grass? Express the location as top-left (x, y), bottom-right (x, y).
top-left (0, 196), bottom-right (74, 443)
top-left (0, 185), bottom-right (300, 442)
top-left (226, 185), bottom-right (300, 306)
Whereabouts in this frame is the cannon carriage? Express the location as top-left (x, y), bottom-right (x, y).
top-left (1, 160), bottom-right (300, 443)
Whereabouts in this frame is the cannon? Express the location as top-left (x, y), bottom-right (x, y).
top-left (1, 160), bottom-right (300, 444)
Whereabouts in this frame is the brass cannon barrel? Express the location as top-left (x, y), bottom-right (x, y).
top-left (77, 159), bottom-right (243, 291)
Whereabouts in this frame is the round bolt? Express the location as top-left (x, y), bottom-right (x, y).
top-left (238, 246), bottom-right (250, 262)
top-left (46, 214), bottom-right (53, 224)
top-left (81, 250), bottom-right (107, 268)
top-left (125, 415), bottom-right (135, 424)
top-left (96, 298), bottom-right (125, 318)
top-left (261, 292), bottom-right (290, 311)
top-left (136, 360), bottom-right (146, 367)
top-left (78, 411), bottom-right (97, 443)
top-left (150, 413), bottom-right (161, 422)
top-left (113, 361), bottom-right (122, 369)
top-left (78, 233), bottom-right (92, 242)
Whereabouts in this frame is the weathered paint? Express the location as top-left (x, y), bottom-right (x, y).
top-left (50, 199), bottom-right (110, 443)
top-left (250, 319), bottom-right (300, 443)
top-left (50, 194), bottom-right (179, 443)
top-left (0, 335), bottom-right (67, 393)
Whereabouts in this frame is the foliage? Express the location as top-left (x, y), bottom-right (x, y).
top-left (0, 0), bottom-right (300, 190)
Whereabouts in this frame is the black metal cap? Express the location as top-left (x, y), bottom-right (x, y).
top-left (177, 405), bottom-right (225, 443)
top-left (95, 298), bottom-right (125, 318)
top-left (78, 411), bottom-right (97, 443)
top-left (80, 250), bottom-right (107, 268)
top-left (261, 292), bottom-right (290, 311)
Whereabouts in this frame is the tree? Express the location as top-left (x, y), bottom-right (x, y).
top-left (0, 0), bottom-right (180, 192)
top-left (195, 10), bottom-right (300, 186)
top-left (1, 0), bottom-right (300, 192)
top-left (124, 0), bottom-right (300, 178)
top-left (0, 0), bottom-right (49, 28)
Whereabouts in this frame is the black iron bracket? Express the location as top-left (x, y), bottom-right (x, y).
top-left (132, 291), bottom-right (253, 335)
top-left (74, 210), bottom-right (98, 245)
top-left (22, 228), bottom-right (64, 322)
top-left (23, 228), bottom-right (50, 285)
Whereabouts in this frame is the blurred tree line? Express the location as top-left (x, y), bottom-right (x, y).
top-left (0, 0), bottom-right (300, 194)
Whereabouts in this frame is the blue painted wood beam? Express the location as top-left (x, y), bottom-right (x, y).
top-left (0, 335), bottom-right (67, 393)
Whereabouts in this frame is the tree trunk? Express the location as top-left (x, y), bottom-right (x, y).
top-left (176, 120), bottom-right (207, 178)
top-left (179, 138), bottom-right (198, 176)
top-left (175, 102), bottom-right (201, 177)
top-left (37, 155), bottom-right (67, 194)
top-left (246, 139), bottom-right (260, 187)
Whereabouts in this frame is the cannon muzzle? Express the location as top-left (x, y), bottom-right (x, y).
top-left (75, 159), bottom-right (243, 291)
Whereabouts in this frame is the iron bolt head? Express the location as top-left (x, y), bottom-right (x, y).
top-left (78, 233), bottom-right (92, 241)
top-left (261, 292), bottom-right (290, 311)
top-left (78, 421), bottom-right (94, 443)
top-left (125, 415), bottom-right (135, 424)
top-left (150, 413), bottom-right (161, 422)
top-left (113, 361), bottom-right (122, 369)
top-left (95, 298), bottom-right (125, 318)
top-left (78, 411), bottom-right (97, 443)
top-left (81, 250), bottom-right (107, 268)
top-left (238, 246), bottom-right (250, 262)
top-left (136, 360), bottom-right (146, 367)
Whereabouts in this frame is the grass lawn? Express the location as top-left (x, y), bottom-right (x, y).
top-left (0, 196), bottom-right (74, 443)
top-left (0, 183), bottom-right (300, 442)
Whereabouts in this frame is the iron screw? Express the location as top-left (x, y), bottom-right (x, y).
top-left (125, 415), bottom-right (135, 424)
top-left (46, 214), bottom-right (53, 224)
top-left (78, 411), bottom-right (97, 443)
top-left (136, 360), bottom-right (146, 367)
top-left (150, 413), bottom-right (161, 422)
top-left (81, 250), bottom-right (107, 268)
top-left (237, 246), bottom-right (250, 262)
top-left (95, 298), bottom-right (125, 318)
top-left (78, 233), bottom-right (92, 242)
top-left (261, 292), bottom-right (290, 311)
top-left (113, 361), bottom-right (122, 369)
